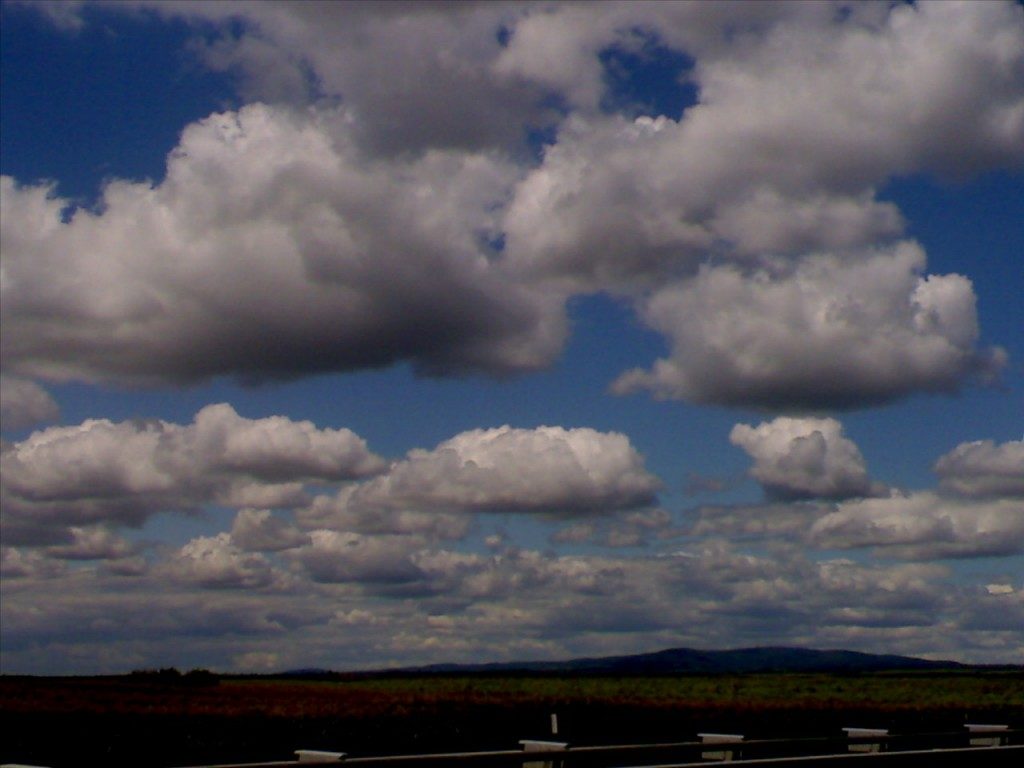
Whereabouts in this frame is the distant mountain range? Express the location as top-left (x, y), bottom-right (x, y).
top-left (392, 646), bottom-right (965, 676)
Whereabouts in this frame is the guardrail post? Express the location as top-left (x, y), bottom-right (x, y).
top-left (965, 724), bottom-right (1009, 747)
top-left (842, 727), bottom-right (888, 753)
top-left (295, 749), bottom-right (346, 763)
top-left (520, 739), bottom-right (568, 768)
top-left (697, 733), bottom-right (743, 762)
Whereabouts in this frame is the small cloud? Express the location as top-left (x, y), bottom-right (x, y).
top-left (26, 1), bottom-right (86, 34)
top-left (551, 523), bottom-right (596, 544)
top-left (230, 509), bottom-right (311, 553)
top-left (683, 472), bottom-right (732, 496)
top-left (0, 376), bottom-right (59, 432)
top-left (934, 439), bottom-right (1024, 499)
top-left (986, 584), bottom-right (1015, 596)
top-left (730, 416), bottom-right (883, 500)
top-left (166, 533), bottom-right (280, 590)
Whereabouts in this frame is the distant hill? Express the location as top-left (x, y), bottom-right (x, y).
top-left (396, 646), bottom-right (964, 676)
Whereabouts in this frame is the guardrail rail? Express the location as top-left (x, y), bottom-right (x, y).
top-left (3, 725), bottom-right (1021, 768)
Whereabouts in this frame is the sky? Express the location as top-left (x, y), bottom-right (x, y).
top-left (0, 0), bottom-right (1022, 675)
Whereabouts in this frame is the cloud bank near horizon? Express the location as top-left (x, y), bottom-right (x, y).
top-left (4, 401), bottom-right (1021, 671)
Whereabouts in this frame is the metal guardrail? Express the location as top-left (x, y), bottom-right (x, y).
top-left (613, 745), bottom-right (1024, 766)
top-left (148, 727), bottom-right (1024, 768)
top-left (4, 727), bottom-right (1021, 768)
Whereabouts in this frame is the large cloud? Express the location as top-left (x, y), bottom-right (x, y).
top-left (502, 113), bottom-right (909, 293)
top-left (5, 1), bottom-right (1020, 411)
top-left (0, 105), bottom-right (565, 386)
top-left (730, 417), bottom-right (882, 500)
top-left (2, 412), bottom-right (662, 553)
top-left (148, 1), bottom-right (1024, 176)
top-left (810, 492), bottom-right (1024, 560)
top-left (683, 0), bottom-right (1024, 184)
top-left (138, 1), bottom-right (817, 152)
top-left (160, 0), bottom-right (554, 156)
top-left (290, 424), bottom-right (662, 542)
top-left (500, 1), bottom-right (1020, 410)
top-left (503, 1), bottom-right (1024, 286)
top-left (612, 245), bottom-right (1005, 409)
top-left (0, 403), bottom-right (384, 543)
top-left (934, 439), bottom-right (1024, 499)
top-left (329, 425), bottom-right (662, 518)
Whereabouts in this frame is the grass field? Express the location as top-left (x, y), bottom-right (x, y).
top-left (2, 670), bottom-right (1022, 767)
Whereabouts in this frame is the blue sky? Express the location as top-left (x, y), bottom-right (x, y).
top-left (1, 1), bottom-right (1022, 674)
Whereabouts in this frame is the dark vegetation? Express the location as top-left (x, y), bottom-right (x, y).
top-left (2, 665), bottom-right (1022, 768)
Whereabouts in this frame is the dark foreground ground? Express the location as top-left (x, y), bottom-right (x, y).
top-left (2, 670), bottom-right (1022, 767)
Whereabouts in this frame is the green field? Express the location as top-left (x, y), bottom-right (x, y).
top-left (2, 670), bottom-right (1022, 766)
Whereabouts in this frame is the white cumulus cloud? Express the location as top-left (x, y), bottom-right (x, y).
top-left (0, 403), bottom-right (384, 545)
top-left (168, 533), bottom-right (280, 590)
top-left (934, 439), bottom-right (1024, 499)
top-left (4, 1), bottom-right (1019, 413)
top-left (0, 105), bottom-right (566, 386)
top-left (340, 424), bottom-right (662, 517)
top-left (810, 492), bottom-right (1024, 560)
top-left (730, 417), bottom-right (882, 500)
top-left (613, 246), bottom-right (1004, 409)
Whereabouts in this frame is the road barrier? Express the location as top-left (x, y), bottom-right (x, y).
top-left (3, 726), bottom-right (1021, 768)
